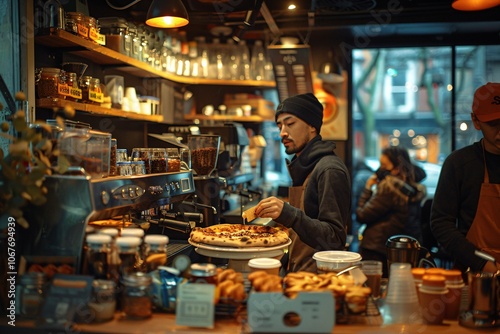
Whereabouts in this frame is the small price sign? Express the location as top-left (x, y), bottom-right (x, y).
top-left (175, 283), bottom-right (215, 328)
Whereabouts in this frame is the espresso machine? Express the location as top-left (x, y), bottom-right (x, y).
top-left (21, 171), bottom-right (197, 272)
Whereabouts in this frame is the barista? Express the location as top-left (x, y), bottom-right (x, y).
top-left (252, 93), bottom-right (351, 272)
top-left (431, 82), bottom-right (500, 273)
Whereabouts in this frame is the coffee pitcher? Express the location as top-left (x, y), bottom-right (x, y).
top-left (386, 235), bottom-right (436, 272)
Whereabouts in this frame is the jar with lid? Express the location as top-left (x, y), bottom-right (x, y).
top-left (18, 272), bottom-right (47, 318)
top-left (131, 148), bottom-right (151, 174)
top-left (128, 23), bottom-right (140, 60)
top-left (89, 77), bottom-right (102, 105)
top-left (117, 161), bottom-right (133, 176)
top-left (35, 67), bottom-right (66, 99)
top-left (98, 228), bottom-right (120, 283)
top-left (99, 17), bottom-right (129, 55)
top-left (116, 236), bottom-right (142, 277)
top-left (86, 16), bottom-right (100, 43)
top-left (109, 138), bottom-right (117, 176)
top-left (116, 148), bottom-right (128, 162)
top-left (88, 280), bottom-right (116, 322)
top-left (189, 263), bottom-right (217, 284)
top-left (166, 148), bottom-right (181, 172)
top-left (121, 272), bottom-right (153, 319)
top-left (144, 235), bottom-right (169, 272)
top-left (131, 160), bottom-right (146, 175)
top-left (150, 148), bottom-right (167, 173)
top-left (66, 12), bottom-right (88, 39)
top-left (80, 75), bottom-right (92, 103)
top-left (65, 72), bottom-right (81, 101)
top-left (85, 234), bottom-right (112, 279)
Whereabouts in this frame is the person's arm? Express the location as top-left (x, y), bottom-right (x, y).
top-left (356, 181), bottom-right (395, 225)
top-left (430, 154), bottom-right (486, 272)
top-left (275, 165), bottom-right (350, 251)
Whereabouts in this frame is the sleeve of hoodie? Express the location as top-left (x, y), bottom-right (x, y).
top-left (274, 159), bottom-right (350, 251)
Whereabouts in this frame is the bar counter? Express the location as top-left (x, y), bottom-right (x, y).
top-left (2, 313), bottom-right (496, 334)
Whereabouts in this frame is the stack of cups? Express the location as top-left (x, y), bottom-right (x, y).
top-left (418, 274), bottom-right (448, 324)
top-left (383, 263), bottom-right (421, 324)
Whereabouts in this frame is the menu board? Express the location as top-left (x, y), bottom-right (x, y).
top-left (267, 45), bottom-right (314, 102)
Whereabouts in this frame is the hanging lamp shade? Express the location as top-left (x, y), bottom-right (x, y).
top-left (146, 0), bottom-right (189, 28)
top-left (452, 0), bottom-right (500, 11)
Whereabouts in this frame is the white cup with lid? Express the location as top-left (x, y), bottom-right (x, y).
top-left (248, 257), bottom-right (282, 275)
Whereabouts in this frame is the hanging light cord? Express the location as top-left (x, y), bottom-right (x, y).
top-left (105, 0), bottom-right (142, 10)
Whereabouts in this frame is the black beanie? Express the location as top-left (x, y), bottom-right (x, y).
top-left (275, 93), bottom-right (323, 133)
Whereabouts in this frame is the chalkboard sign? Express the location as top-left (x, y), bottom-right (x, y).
top-left (267, 45), bottom-right (314, 102)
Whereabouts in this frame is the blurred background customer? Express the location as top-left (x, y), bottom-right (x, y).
top-left (356, 146), bottom-right (426, 277)
top-left (431, 82), bottom-right (500, 274)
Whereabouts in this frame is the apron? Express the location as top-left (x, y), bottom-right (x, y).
top-left (466, 142), bottom-right (500, 262)
top-left (287, 174), bottom-right (318, 272)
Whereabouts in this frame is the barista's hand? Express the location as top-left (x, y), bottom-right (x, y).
top-left (254, 196), bottom-right (285, 221)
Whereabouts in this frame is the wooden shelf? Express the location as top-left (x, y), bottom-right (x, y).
top-left (36, 98), bottom-right (164, 123)
top-left (184, 113), bottom-right (272, 123)
top-left (35, 29), bottom-right (276, 88)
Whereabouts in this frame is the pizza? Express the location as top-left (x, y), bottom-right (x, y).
top-left (189, 223), bottom-right (289, 248)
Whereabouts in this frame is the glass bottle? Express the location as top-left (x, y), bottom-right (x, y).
top-left (121, 272), bottom-right (153, 319)
top-left (88, 279), bottom-right (116, 323)
top-left (251, 40), bottom-right (266, 80)
top-left (85, 234), bottom-right (112, 279)
top-left (194, 36), bottom-right (209, 78)
top-left (238, 40), bottom-right (251, 80)
top-left (18, 273), bottom-right (47, 318)
top-left (143, 234), bottom-right (169, 272)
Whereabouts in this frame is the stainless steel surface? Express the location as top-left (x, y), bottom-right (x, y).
top-left (24, 172), bottom-right (195, 272)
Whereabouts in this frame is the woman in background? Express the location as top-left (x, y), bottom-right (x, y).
top-left (356, 146), bottom-right (426, 277)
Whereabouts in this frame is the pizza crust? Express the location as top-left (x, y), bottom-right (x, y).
top-left (190, 223), bottom-right (289, 248)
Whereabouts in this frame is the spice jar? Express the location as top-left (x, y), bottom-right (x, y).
top-left (116, 149), bottom-right (128, 162)
top-left (189, 263), bottom-right (217, 284)
top-left (116, 161), bottom-right (133, 176)
top-left (86, 234), bottom-right (112, 279)
top-left (65, 72), bottom-right (81, 101)
top-left (116, 236), bottom-right (142, 277)
top-left (36, 67), bottom-right (66, 99)
top-left (121, 272), bottom-right (153, 319)
top-left (131, 148), bottom-right (151, 174)
top-left (131, 160), bottom-right (146, 175)
top-left (89, 77), bottom-right (102, 105)
top-left (150, 148), bottom-right (167, 173)
top-left (66, 12), bottom-right (88, 39)
top-left (88, 280), bottom-right (116, 322)
top-left (166, 148), bottom-right (181, 172)
top-left (144, 235), bottom-right (169, 272)
top-left (18, 273), bottom-right (47, 318)
top-left (80, 75), bottom-right (92, 103)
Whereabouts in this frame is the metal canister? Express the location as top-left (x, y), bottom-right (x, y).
top-left (189, 263), bottom-right (217, 284)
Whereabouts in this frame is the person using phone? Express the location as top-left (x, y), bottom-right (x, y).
top-left (356, 146), bottom-right (426, 277)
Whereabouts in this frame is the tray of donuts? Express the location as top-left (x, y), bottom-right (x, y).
top-left (248, 270), bottom-right (373, 317)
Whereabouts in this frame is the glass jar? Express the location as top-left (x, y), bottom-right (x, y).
top-left (65, 72), bottom-right (80, 101)
top-left (128, 23), bottom-right (141, 60)
top-left (116, 148), bottom-right (128, 162)
top-left (65, 18), bottom-right (78, 35)
top-left (144, 235), bottom-right (169, 272)
top-left (121, 272), bottom-right (153, 319)
top-left (131, 160), bottom-right (146, 175)
top-left (89, 77), bottom-right (102, 105)
top-left (150, 148), bottom-right (167, 173)
top-left (80, 75), bottom-right (92, 103)
top-left (99, 17), bottom-right (129, 55)
top-left (86, 16), bottom-right (99, 42)
top-left (66, 12), bottom-right (88, 39)
top-left (166, 148), bottom-right (181, 172)
top-left (98, 228), bottom-right (120, 283)
top-left (18, 273), bottom-right (47, 318)
top-left (109, 139), bottom-right (117, 176)
top-left (88, 280), bottom-right (116, 323)
top-left (117, 161), bottom-right (133, 176)
top-left (36, 67), bottom-right (66, 99)
top-left (189, 263), bottom-right (217, 284)
top-left (131, 148), bottom-right (151, 174)
top-left (116, 236), bottom-right (142, 277)
top-left (85, 234), bottom-right (111, 279)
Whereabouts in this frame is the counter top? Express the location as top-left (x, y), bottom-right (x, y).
top-left (2, 313), bottom-right (495, 334)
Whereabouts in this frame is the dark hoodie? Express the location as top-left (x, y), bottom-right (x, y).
top-left (275, 136), bottom-right (351, 260)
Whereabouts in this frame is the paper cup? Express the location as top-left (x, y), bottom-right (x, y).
top-left (248, 258), bottom-right (281, 275)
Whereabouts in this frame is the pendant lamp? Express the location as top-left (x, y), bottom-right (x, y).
top-left (146, 0), bottom-right (189, 28)
top-left (452, 0), bottom-right (500, 11)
